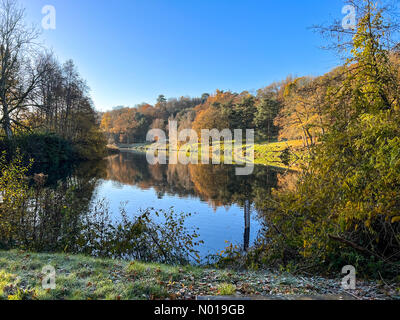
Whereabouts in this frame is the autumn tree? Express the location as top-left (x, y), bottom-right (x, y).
top-left (264, 0), bottom-right (400, 273)
top-left (192, 105), bottom-right (229, 135)
top-left (275, 76), bottom-right (329, 147)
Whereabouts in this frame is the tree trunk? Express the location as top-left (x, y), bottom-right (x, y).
top-left (2, 103), bottom-right (13, 139)
top-left (243, 200), bottom-right (251, 252)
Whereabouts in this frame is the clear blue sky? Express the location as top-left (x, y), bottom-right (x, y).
top-left (20, 0), bottom-right (345, 111)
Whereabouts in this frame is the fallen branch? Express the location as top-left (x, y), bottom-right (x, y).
top-left (328, 234), bottom-right (384, 262)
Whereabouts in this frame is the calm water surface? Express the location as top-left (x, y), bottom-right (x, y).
top-left (86, 151), bottom-right (282, 260)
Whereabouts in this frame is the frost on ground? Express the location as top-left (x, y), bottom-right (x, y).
top-left (0, 250), bottom-right (398, 300)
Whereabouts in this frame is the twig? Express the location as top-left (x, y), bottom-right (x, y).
top-left (343, 290), bottom-right (361, 300)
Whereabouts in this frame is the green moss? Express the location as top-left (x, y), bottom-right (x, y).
top-left (217, 283), bottom-right (236, 295)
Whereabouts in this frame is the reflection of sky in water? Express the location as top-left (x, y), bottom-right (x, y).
top-left (93, 179), bottom-right (262, 260)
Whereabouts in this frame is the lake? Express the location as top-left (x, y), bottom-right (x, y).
top-left (82, 151), bottom-right (284, 260)
top-left (35, 151), bottom-right (287, 261)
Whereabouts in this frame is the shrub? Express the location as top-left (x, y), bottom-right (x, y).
top-left (0, 132), bottom-right (75, 167)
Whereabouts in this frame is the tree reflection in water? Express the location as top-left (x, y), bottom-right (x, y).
top-left (0, 150), bottom-right (299, 262)
top-left (103, 152), bottom-right (286, 253)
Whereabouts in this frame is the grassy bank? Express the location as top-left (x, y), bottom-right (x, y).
top-left (252, 140), bottom-right (303, 169)
top-left (117, 140), bottom-right (304, 170)
top-left (0, 250), bottom-right (397, 300)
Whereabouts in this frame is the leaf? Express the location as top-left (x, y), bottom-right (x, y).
top-left (391, 216), bottom-right (400, 223)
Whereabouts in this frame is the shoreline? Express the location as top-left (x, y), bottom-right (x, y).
top-left (112, 140), bottom-right (304, 171)
top-left (0, 250), bottom-right (396, 300)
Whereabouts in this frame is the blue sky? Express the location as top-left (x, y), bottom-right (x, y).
top-left (20, 0), bottom-right (346, 111)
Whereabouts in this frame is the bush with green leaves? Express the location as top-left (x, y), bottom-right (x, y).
top-left (0, 154), bottom-right (202, 264)
top-left (253, 1), bottom-right (400, 277)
